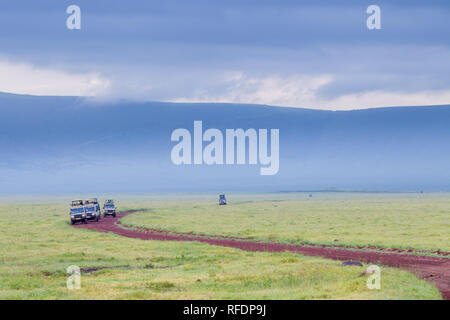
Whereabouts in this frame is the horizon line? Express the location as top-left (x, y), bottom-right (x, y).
top-left (2, 91), bottom-right (450, 112)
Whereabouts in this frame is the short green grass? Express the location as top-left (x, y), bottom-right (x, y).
top-left (0, 195), bottom-right (443, 299)
top-left (122, 193), bottom-right (450, 252)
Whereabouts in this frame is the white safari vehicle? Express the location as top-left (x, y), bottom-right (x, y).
top-left (103, 199), bottom-right (117, 217)
top-left (83, 198), bottom-right (102, 222)
top-left (70, 199), bottom-right (87, 224)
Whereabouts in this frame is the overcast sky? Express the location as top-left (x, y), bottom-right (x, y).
top-left (0, 0), bottom-right (449, 109)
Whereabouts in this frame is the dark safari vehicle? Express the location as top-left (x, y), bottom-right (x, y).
top-left (219, 194), bottom-right (227, 205)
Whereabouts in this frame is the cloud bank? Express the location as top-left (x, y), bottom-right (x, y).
top-left (0, 59), bottom-right (110, 97)
top-left (0, 1), bottom-right (449, 110)
top-left (2, 59), bottom-right (450, 110)
top-left (170, 72), bottom-right (450, 110)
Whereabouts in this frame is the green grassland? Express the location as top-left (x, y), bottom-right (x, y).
top-left (122, 193), bottom-right (450, 252)
top-left (0, 194), bottom-right (445, 299)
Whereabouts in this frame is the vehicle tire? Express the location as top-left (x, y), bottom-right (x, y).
top-left (83, 219), bottom-right (88, 224)
top-left (96, 216), bottom-right (99, 222)
top-left (113, 213), bottom-right (116, 218)
top-left (70, 220), bottom-right (74, 225)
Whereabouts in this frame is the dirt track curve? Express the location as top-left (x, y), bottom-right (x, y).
top-left (74, 211), bottom-right (450, 299)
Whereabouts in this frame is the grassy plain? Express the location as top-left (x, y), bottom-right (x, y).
top-left (0, 193), bottom-right (445, 299)
top-left (123, 193), bottom-right (450, 252)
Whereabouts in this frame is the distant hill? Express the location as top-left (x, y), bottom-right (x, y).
top-left (1, 92), bottom-right (450, 193)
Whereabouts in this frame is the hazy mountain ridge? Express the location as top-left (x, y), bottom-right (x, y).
top-left (1, 92), bottom-right (450, 193)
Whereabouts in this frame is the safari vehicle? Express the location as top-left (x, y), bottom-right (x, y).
top-left (83, 198), bottom-right (101, 222)
top-left (70, 199), bottom-right (87, 224)
top-left (219, 194), bottom-right (227, 205)
top-left (103, 199), bottom-right (117, 217)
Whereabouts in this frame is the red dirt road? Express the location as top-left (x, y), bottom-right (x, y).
top-left (74, 211), bottom-right (450, 299)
